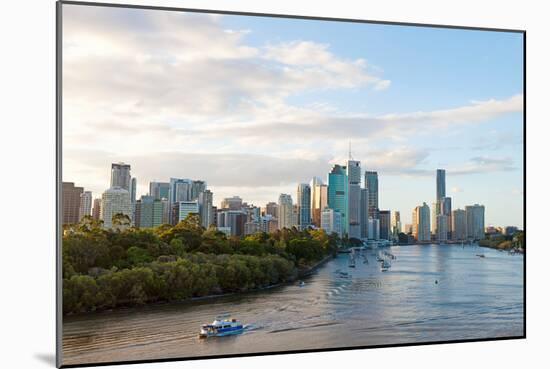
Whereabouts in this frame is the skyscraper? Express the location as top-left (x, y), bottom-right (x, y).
top-left (169, 178), bottom-right (193, 205)
top-left (149, 182), bottom-right (170, 200)
top-left (391, 211), bottom-right (401, 235)
top-left (190, 180), bottom-right (207, 201)
top-left (216, 209), bottom-right (247, 236)
top-left (413, 202), bottom-right (431, 242)
top-left (436, 169), bottom-right (446, 200)
top-left (278, 194), bottom-right (294, 229)
top-left (297, 183), bottom-right (311, 230)
top-left (264, 202), bottom-right (278, 219)
top-left (110, 163), bottom-right (131, 190)
top-left (368, 218), bottom-right (380, 240)
top-left (440, 197), bottom-right (452, 238)
top-left (360, 188), bottom-right (369, 238)
top-left (92, 198), bottom-right (101, 221)
top-left (328, 164), bottom-right (348, 235)
top-left (466, 204), bottom-right (485, 240)
top-left (347, 160), bottom-right (361, 239)
top-left (220, 196), bottom-right (243, 210)
top-left (78, 191), bottom-right (92, 221)
top-left (134, 195), bottom-right (163, 228)
top-left (436, 214), bottom-right (448, 242)
top-left (176, 200), bottom-right (199, 223)
top-left (198, 190), bottom-right (214, 228)
top-left (100, 186), bottom-right (132, 229)
top-left (130, 177), bottom-right (137, 203)
top-left (379, 210), bottom-right (391, 240)
top-left (62, 182), bottom-right (83, 225)
top-left (321, 208), bottom-right (342, 237)
top-left (452, 209), bottom-right (467, 241)
top-left (365, 171), bottom-right (379, 219)
top-left (311, 177), bottom-right (327, 227)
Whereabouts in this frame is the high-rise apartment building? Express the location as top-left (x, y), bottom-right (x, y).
top-left (278, 194), bottom-right (294, 230)
top-left (100, 186), bottom-right (132, 229)
top-left (62, 182), bottom-right (83, 225)
top-left (78, 190), bottom-right (92, 221)
top-left (264, 202), bottom-right (278, 219)
top-left (198, 190), bottom-right (214, 228)
top-left (452, 209), bottom-right (467, 240)
top-left (436, 214), bottom-right (448, 242)
top-left (321, 208), bottom-right (342, 237)
top-left (466, 204), bottom-right (485, 240)
top-left (110, 163), bottom-right (131, 190)
top-left (413, 202), bottom-right (431, 242)
top-left (391, 211), bottom-right (401, 235)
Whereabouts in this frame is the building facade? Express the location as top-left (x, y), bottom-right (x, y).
top-left (62, 182), bottom-right (83, 225)
top-left (328, 164), bottom-right (348, 235)
top-left (452, 209), bottom-right (467, 241)
top-left (100, 186), bottom-right (132, 229)
top-left (413, 202), bottom-right (431, 242)
top-left (365, 171), bottom-right (379, 220)
top-left (149, 181), bottom-right (170, 200)
top-left (466, 204), bottom-right (485, 240)
top-left (278, 193), bottom-right (294, 229)
top-left (379, 210), bottom-right (391, 240)
top-left (321, 208), bottom-right (342, 237)
top-left (110, 162), bottom-right (131, 190)
top-left (297, 183), bottom-right (311, 230)
top-left (78, 190), bottom-right (92, 221)
top-left (347, 160), bottom-right (361, 239)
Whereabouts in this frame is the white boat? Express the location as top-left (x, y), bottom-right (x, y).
top-left (199, 315), bottom-right (244, 338)
top-left (381, 259), bottom-right (391, 272)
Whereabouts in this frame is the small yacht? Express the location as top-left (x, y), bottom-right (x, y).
top-left (299, 280), bottom-right (306, 287)
top-left (199, 315), bottom-right (244, 338)
top-left (381, 259), bottom-right (391, 272)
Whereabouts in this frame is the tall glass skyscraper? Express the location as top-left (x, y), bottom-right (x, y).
top-left (328, 164), bottom-right (348, 235)
top-left (297, 183), bottom-right (311, 230)
top-left (347, 160), bottom-right (361, 239)
top-left (436, 169), bottom-right (446, 200)
top-left (365, 171), bottom-right (379, 219)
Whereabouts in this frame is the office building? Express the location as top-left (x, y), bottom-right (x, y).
top-left (436, 169), bottom-right (446, 200)
top-left (264, 202), bottom-right (278, 219)
top-left (134, 195), bottom-right (164, 228)
top-left (149, 182), bottom-right (170, 200)
top-left (110, 162), bottom-right (131, 190)
top-left (297, 183), bottom-right (311, 230)
top-left (217, 210), bottom-right (247, 236)
top-left (130, 177), bottom-right (137, 203)
top-left (347, 160), bottom-right (361, 239)
top-left (328, 164), bottom-right (348, 234)
top-left (62, 182), bottom-right (83, 225)
top-left (311, 177), bottom-right (328, 227)
top-left (360, 188), bottom-right (369, 238)
top-left (220, 196), bottom-right (243, 211)
top-left (391, 211), bottom-right (401, 236)
top-left (100, 186), bottom-right (132, 229)
top-left (368, 218), bottom-right (380, 240)
top-left (78, 191), bottom-right (92, 221)
top-left (92, 198), bottom-right (101, 220)
top-left (365, 171), bottom-right (379, 219)
top-left (379, 210), bottom-right (391, 240)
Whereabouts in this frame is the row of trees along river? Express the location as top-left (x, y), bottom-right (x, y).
top-left (62, 214), bottom-right (340, 315)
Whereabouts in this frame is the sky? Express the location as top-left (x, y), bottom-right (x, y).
top-left (62, 4), bottom-right (524, 228)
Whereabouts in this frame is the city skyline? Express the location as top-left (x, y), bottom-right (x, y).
top-left (62, 5), bottom-right (524, 228)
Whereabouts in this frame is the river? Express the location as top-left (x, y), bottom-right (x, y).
top-left (62, 244), bottom-right (524, 366)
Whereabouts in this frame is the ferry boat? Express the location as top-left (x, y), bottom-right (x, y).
top-left (199, 315), bottom-right (244, 338)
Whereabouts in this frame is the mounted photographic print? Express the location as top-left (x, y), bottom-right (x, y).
top-left (57, 1), bottom-right (525, 367)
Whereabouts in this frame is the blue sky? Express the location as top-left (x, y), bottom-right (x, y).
top-left (63, 5), bottom-right (524, 228)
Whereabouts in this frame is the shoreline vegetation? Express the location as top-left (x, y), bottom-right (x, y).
top-left (478, 231), bottom-right (525, 252)
top-left (62, 214), bottom-right (339, 316)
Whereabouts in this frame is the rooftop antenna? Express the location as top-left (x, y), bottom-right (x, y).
top-left (348, 140), bottom-right (353, 160)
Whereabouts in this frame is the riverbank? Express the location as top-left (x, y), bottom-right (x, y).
top-left (64, 253), bottom-right (336, 317)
